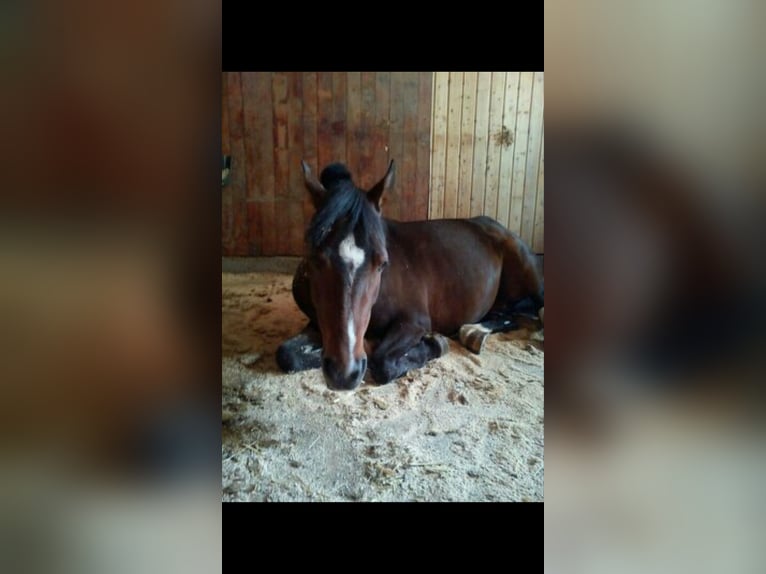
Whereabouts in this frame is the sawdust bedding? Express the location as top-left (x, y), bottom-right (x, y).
top-left (222, 267), bottom-right (543, 502)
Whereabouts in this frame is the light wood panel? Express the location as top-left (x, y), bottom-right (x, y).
top-left (429, 71), bottom-right (544, 251)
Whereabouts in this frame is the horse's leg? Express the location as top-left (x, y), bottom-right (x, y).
top-left (275, 260), bottom-right (323, 373)
top-left (291, 258), bottom-right (317, 324)
top-left (276, 322), bottom-right (323, 373)
top-left (458, 312), bottom-right (519, 354)
top-left (460, 233), bottom-right (544, 354)
top-left (460, 294), bottom-right (548, 353)
top-left (373, 334), bottom-right (450, 383)
top-left (367, 319), bottom-right (449, 384)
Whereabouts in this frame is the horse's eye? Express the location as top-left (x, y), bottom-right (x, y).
top-left (378, 260), bottom-right (388, 272)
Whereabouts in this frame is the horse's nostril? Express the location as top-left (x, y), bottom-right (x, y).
top-left (322, 356), bottom-right (368, 390)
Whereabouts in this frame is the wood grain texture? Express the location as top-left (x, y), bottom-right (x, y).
top-left (498, 72), bottom-right (520, 232)
top-left (316, 72), bottom-right (334, 176)
top-left (385, 73), bottom-right (405, 221)
top-left (241, 72), bottom-right (274, 254)
top-left (510, 72), bottom-right (534, 238)
top-left (457, 72), bottom-right (477, 219)
top-left (301, 72), bottom-right (318, 256)
top-left (415, 72), bottom-right (433, 220)
top-left (225, 72), bottom-right (248, 255)
top-left (483, 72), bottom-right (506, 221)
top-left (359, 72), bottom-right (377, 189)
top-left (345, 72), bottom-right (362, 185)
top-left (373, 71), bottom-right (391, 195)
top-left (469, 72), bottom-right (492, 217)
top-left (429, 72), bottom-right (449, 220)
top-left (522, 71), bottom-right (544, 247)
top-left (287, 72), bottom-right (305, 255)
top-left (223, 71), bottom-right (434, 255)
top-left (443, 72), bottom-right (463, 219)
top-left (268, 71), bottom-right (294, 256)
top-left (400, 72), bottom-right (419, 221)
top-left (330, 72), bottom-right (347, 164)
top-left (428, 71), bottom-right (544, 252)
top-left (224, 72), bottom-right (542, 255)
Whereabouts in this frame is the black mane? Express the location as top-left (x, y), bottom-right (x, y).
top-left (307, 164), bottom-right (384, 253)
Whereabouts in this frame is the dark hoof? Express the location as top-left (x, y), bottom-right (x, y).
top-left (367, 361), bottom-right (397, 385)
top-left (459, 324), bottom-right (490, 354)
top-left (276, 344), bottom-right (298, 373)
top-left (424, 333), bottom-right (450, 357)
top-left (276, 342), bottom-right (321, 373)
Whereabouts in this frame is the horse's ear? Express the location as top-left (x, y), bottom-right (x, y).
top-left (302, 160), bottom-right (326, 209)
top-left (367, 159), bottom-right (395, 212)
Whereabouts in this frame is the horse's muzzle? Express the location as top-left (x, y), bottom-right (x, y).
top-left (322, 355), bottom-right (367, 391)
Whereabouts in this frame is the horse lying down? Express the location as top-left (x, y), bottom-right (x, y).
top-left (277, 160), bottom-right (544, 391)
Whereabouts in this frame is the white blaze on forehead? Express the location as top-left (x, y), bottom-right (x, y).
top-left (339, 232), bottom-right (363, 374)
top-left (338, 233), bottom-right (365, 275)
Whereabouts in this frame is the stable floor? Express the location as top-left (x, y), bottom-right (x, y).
top-left (222, 258), bottom-right (544, 502)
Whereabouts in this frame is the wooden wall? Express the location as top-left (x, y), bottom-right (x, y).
top-left (430, 72), bottom-right (544, 252)
top-left (222, 72), bottom-right (433, 256)
top-left (223, 71), bottom-right (544, 256)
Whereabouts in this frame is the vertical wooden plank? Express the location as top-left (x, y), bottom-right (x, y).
top-left (226, 72), bottom-right (248, 255)
top-left (331, 72), bottom-right (347, 165)
top-left (498, 72), bottom-right (521, 230)
top-left (400, 73), bottom-right (419, 222)
top-left (443, 72), bottom-right (463, 219)
top-left (386, 73), bottom-right (405, 221)
top-left (287, 73), bottom-right (305, 255)
top-left (509, 72), bottom-right (534, 237)
top-left (316, 72), bottom-right (334, 174)
top-left (533, 123), bottom-right (544, 253)
top-left (287, 200), bottom-right (304, 255)
top-left (373, 72), bottom-right (391, 212)
top-left (245, 202), bottom-right (262, 255)
top-left (346, 72), bottom-right (362, 182)
top-left (302, 72), bottom-right (318, 168)
top-left (221, 73), bottom-right (232, 253)
top-left (429, 72), bottom-right (449, 220)
top-left (522, 71), bottom-right (545, 247)
top-left (470, 72), bottom-right (492, 217)
top-left (359, 72), bottom-right (377, 189)
top-left (484, 72), bottom-right (506, 220)
top-left (457, 72), bottom-right (477, 219)
top-left (272, 72), bottom-right (290, 255)
top-left (302, 72), bottom-right (319, 252)
top-left (241, 72), bottom-right (275, 255)
top-left (241, 73), bottom-right (258, 203)
top-left (240, 73), bottom-right (265, 254)
top-left (415, 72), bottom-right (433, 221)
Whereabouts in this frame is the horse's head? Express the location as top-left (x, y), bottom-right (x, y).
top-left (302, 160), bottom-right (394, 390)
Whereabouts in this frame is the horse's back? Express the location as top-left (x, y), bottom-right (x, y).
top-left (391, 215), bottom-right (543, 318)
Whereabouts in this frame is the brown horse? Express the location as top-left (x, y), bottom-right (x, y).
top-left (276, 160), bottom-right (544, 390)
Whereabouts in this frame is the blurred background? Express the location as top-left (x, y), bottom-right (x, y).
top-left (3, 0), bottom-right (766, 567)
top-left (0, 0), bottom-right (221, 572)
top-left (545, 1), bottom-right (766, 572)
